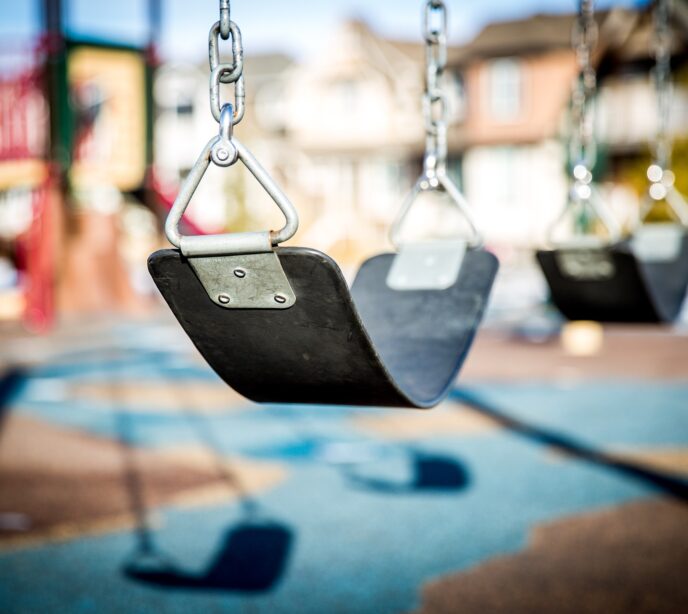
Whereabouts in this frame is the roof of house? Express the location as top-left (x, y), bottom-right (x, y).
top-left (456, 13), bottom-right (580, 62)
top-left (450, 10), bottom-right (639, 65)
top-left (600, 2), bottom-right (688, 65)
top-left (449, 4), bottom-right (687, 68)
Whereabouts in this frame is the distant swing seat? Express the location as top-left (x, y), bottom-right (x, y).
top-left (537, 228), bottom-right (688, 323)
top-left (538, 0), bottom-right (688, 325)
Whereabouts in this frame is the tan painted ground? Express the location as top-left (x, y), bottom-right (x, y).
top-left (545, 446), bottom-right (688, 478)
top-left (413, 498), bottom-right (688, 614)
top-left (0, 415), bottom-right (286, 551)
top-left (461, 327), bottom-right (688, 381)
top-left (353, 403), bottom-right (501, 440)
top-left (68, 380), bottom-right (246, 412)
top-left (601, 448), bottom-right (688, 478)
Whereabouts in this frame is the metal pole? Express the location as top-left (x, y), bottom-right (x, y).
top-left (43, 0), bottom-right (71, 175)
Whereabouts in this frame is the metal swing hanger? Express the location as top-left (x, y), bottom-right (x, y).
top-left (639, 0), bottom-right (688, 228)
top-left (389, 0), bottom-right (481, 250)
top-left (548, 0), bottom-right (621, 247)
top-left (162, 3), bottom-right (299, 309)
top-left (165, 12), bottom-right (298, 258)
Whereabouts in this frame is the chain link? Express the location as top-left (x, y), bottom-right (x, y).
top-left (421, 1), bottom-right (449, 181)
top-left (641, 0), bottom-right (688, 225)
top-left (163, 0), bottom-right (300, 257)
top-left (390, 0), bottom-right (481, 246)
top-left (207, 1), bottom-right (245, 125)
top-left (652, 0), bottom-right (672, 170)
top-left (569, 0), bottom-right (598, 177)
top-left (552, 0), bottom-right (624, 243)
top-left (219, 0), bottom-right (231, 39)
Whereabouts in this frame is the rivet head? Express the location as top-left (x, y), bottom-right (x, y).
top-left (216, 148), bottom-right (229, 161)
top-left (218, 293), bottom-right (231, 304)
top-left (274, 294), bottom-right (287, 304)
top-left (233, 268), bottom-right (246, 278)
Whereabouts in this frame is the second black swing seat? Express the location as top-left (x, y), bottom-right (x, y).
top-left (537, 232), bottom-right (688, 323)
top-left (150, 245), bottom-right (498, 408)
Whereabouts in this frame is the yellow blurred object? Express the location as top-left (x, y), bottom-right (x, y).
top-left (68, 47), bottom-right (147, 192)
top-left (0, 290), bottom-right (25, 321)
top-left (0, 159), bottom-right (48, 190)
top-left (560, 320), bottom-right (604, 356)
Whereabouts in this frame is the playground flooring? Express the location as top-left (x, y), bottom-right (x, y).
top-left (0, 317), bottom-right (687, 613)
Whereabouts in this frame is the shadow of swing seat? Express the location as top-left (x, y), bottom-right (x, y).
top-left (124, 520), bottom-right (293, 593)
top-left (452, 388), bottom-right (688, 502)
top-left (344, 450), bottom-right (471, 493)
top-left (536, 233), bottom-right (688, 323)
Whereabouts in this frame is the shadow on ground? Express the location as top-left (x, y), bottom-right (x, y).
top-left (0, 368), bottom-right (27, 435)
top-left (344, 450), bottom-right (471, 494)
top-left (114, 382), bottom-right (295, 593)
top-left (453, 389), bottom-right (688, 503)
top-left (123, 519), bottom-right (293, 592)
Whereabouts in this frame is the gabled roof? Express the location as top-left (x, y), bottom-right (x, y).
top-left (454, 13), bottom-right (579, 63)
top-left (447, 9), bottom-right (643, 65)
top-left (600, 1), bottom-right (688, 65)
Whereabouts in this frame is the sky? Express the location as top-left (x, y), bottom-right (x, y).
top-left (0, 0), bottom-right (651, 61)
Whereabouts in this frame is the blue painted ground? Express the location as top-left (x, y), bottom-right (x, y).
top-left (1, 331), bottom-right (687, 613)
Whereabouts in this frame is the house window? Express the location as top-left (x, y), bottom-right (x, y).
top-left (334, 79), bottom-right (359, 113)
top-left (488, 58), bottom-right (522, 122)
top-left (175, 99), bottom-right (194, 116)
top-left (447, 72), bottom-right (466, 123)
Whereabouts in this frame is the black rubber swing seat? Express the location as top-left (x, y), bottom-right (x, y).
top-left (536, 233), bottom-right (688, 323)
top-left (149, 246), bottom-right (498, 407)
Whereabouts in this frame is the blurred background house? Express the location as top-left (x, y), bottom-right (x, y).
top-left (0, 0), bottom-right (687, 329)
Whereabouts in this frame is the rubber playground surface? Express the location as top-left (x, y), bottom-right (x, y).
top-left (0, 318), bottom-right (687, 613)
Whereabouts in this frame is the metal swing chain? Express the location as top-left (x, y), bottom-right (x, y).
top-left (208, 0), bottom-right (245, 123)
top-left (389, 0), bottom-right (481, 248)
top-left (219, 0), bottom-right (231, 40)
top-left (549, 0), bottom-right (622, 243)
top-left (652, 0), bottom-right (672, 172)
top-left (569, 0), bottom-right (598, 181)
top-left (422, 0), bottom-right (449, 183)
top-left (643, 0), bottom-right (688, 224)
